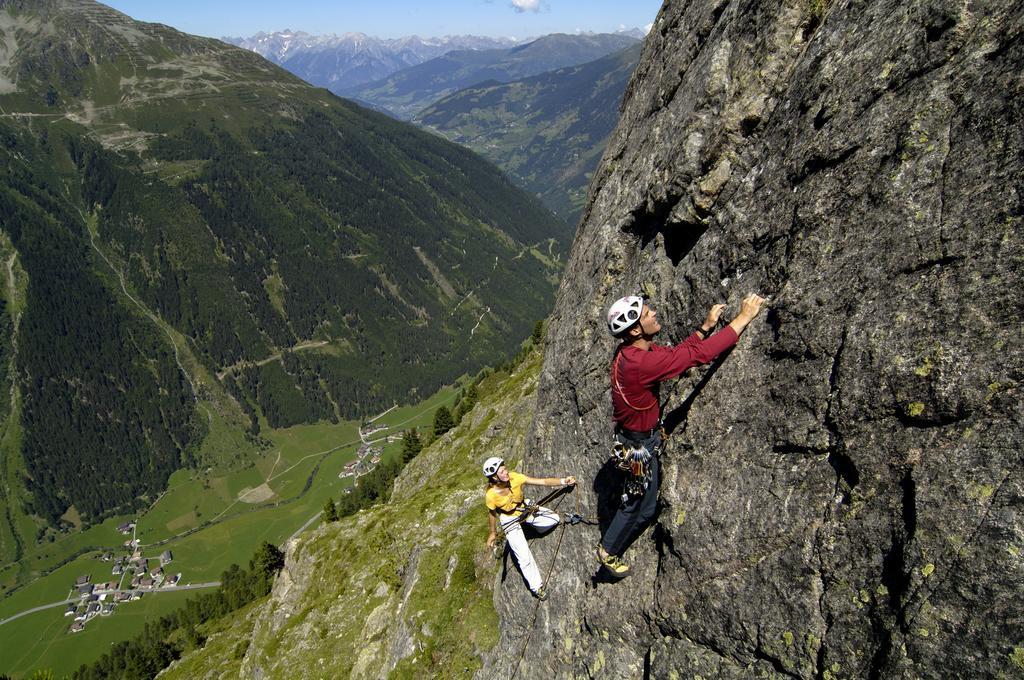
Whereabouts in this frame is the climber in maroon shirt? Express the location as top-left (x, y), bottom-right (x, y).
top-left (597, 292), bottom-right (765, 577)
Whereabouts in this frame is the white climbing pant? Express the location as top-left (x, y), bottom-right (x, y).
top-left (499, 504), bottom-right (559, 594)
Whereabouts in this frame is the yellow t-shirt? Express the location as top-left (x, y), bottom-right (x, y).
top-left (485, 471), bottom-right (527, 514)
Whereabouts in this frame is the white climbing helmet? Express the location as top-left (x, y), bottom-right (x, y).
top-left (606, 295), bottom-right (644, 336)
top-left (482, 456), bottom-right (505, 477)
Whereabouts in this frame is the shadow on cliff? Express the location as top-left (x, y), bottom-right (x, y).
top-left (592, 458), bottom-right (623, 537)
top-left (624, 198), bottom-right (710, 266)
top-left (589, 459), bottom-right (664, 587)
top-left (662, 346), bottom-right (735, 436)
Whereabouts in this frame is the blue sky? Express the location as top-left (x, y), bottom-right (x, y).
top-left (103, 1), bottom-right (664, 40)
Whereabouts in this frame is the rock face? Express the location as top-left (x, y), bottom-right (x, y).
top-left (486, 0), bottom-right (1023, 677)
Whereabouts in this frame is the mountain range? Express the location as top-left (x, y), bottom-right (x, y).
top-left (227, 30), bottom-right (647, 225)
top-left (340, 32), bottom-right (641, 120)
top-left (225, 28), bottom-right (647, 99)
top-left (417, 42), bottom-right (643, 225)
top-left (222, 31), bottom-right (524, 92)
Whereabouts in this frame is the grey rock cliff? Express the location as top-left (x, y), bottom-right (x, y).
top-left (485, 0), bottom-right (1023, 677)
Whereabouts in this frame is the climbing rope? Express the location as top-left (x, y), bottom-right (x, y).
top-left (612, 349), bottom-right (657, 412)
top-left (508, 486), bottom-right (593, 680)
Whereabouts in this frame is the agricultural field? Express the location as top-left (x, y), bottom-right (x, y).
top-left (0, 382), bottom-right (460, 677)
top-left (1, 589), bottom-right (196, 678)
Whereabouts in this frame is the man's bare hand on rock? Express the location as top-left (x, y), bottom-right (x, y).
top-left (728, 293), bottom-right (766, 335)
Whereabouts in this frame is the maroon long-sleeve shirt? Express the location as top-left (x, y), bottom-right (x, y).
top-left (611, 326), bottom-right (738, 432)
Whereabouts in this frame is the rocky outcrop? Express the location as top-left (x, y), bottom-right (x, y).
top-left (487, 0), bottom-right (1023, 677)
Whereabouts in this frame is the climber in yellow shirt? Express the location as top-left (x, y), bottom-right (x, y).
top-left (483, 456), bottom-right (575, 600)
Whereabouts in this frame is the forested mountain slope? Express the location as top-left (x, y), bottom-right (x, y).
top-left (417, 43), bottom-right (643, 226)
top-left (0, 0), bottom-right (566, 534)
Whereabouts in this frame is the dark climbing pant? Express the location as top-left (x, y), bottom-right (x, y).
top-left (601, 432), bottom-right (661, 557)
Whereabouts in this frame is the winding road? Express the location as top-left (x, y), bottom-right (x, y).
top-left (0, 581), bottom-right (221, 627)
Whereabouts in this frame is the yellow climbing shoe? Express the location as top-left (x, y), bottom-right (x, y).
top-left (596, 546), bottom-right (630, 578)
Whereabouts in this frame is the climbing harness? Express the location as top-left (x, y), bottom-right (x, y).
top-left (494, 484), bottom-right (597, 557)
top-left (501, 484), bottom-right (574, 528)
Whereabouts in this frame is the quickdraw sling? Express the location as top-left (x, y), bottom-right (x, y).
top-left (611, 436), bottom-right (656, 501)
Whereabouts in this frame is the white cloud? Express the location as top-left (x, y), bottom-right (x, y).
top-left (510, 0), bottom-right (541, 12)
top-left (644, 22), bottom-right (654, 34)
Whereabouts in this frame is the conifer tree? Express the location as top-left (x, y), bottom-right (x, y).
top-left (401, 428), bottom-right (422, 463)
top-left (531, 319), bottom-right (544, 345)
top-left (249, 541), bottom-right (285, 593)
top-left (322, 497), bottom-right (338, 523)
top-left (455, 384), bottom-right (478, 422)
top-left (432, 405), bottom-right (454, 437)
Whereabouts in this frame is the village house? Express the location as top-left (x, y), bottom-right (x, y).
top-left (160, 550), bottom-right (173, 566)
top-left (339, 459), bottom-right (360, 478)
top-left (74, 574), bottom-right (91, 587)
top-left (362, 423), bottom-right (388, 436)
top-left (77, 583), bottom-right (94, 597)
top-left (64, 603), bottom-right (77, 617)
top-left (139, 576), bottom-right (154, 588)
top-left (69, 621), bottom-right (84, 633)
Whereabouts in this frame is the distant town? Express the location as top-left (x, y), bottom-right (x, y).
top-left (64, 522), bottom-right (180, 634)
top-left (65, 412), bottom-right (405, 633)
top-left (339, 418), bottom-right (402, 491)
